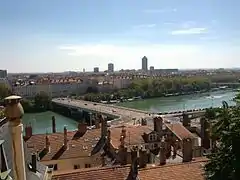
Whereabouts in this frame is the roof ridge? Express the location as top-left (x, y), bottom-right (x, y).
top-left (54, 158), bottom-right (208, 176)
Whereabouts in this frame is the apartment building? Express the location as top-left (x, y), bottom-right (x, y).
top-left (12, 78), bottom-right (88, 98)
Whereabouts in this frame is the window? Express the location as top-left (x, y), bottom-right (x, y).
top-left (74, 164), bottom-right (80, 169)
top-left (85, 164), bottom-right (91, 168)
top-left (149, 134), bottom-right (157, 141)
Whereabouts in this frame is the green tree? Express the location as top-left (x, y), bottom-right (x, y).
top-left (34, 92), bottom-right (51, 111)
top-left (0, 83), bottom-right (11, 100)
top-left (205, 102), bottom-right (240, 180)
top-left (0, 109), bottom-right (4, 119)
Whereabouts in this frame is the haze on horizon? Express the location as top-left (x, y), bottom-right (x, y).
top-left (0, 0), bottom-right (240, 73)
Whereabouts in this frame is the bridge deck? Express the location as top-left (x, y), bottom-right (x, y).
top-left (52, 98), bottom-right (151, 125)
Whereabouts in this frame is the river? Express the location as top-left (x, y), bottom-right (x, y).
top-left (118, 90), bottom-right (237, 112)
top-left (22, 90), bottom-right (237, 134)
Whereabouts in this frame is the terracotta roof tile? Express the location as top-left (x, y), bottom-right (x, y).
top-left (165, 123), bottom-right (195, 140)
top-left (52, 158), bottom-right (207, 180)
top-left (110, 125), bottom-right (152, 148)
top-left (25, 129), bottom-right (101, 161)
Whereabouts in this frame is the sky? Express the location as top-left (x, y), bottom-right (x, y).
top-left (0, 0), bottom-right (240, 73)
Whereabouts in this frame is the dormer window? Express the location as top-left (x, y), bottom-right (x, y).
top-left (149, 134), bottom-right (157, 141)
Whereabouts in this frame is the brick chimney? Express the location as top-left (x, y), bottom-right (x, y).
top-left (24, 124), bottom-right (32, 140)
top-left (4, 95), bottom-right (27, 180)
top-left (139, 148), bottom-right (147, 168)
top-left (45, 135), bottom-right (50, 152)
top-left (153, 117), bottom-right (163, 133)
top-left (63, 126), bottom-right (68, 149)
top-left (31, 153), bottom-right (37, 173)
top-left (100, 115), bottom-right (107, 138)
top-left (159, 138), bottom-right (166, 165)
top-left (182, 138), bottom-right (193, 162)
top-left (52, 116), bottom-right (56, 133)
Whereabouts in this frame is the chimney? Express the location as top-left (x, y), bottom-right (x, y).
top-left (63, 126), bottom-right (68, 149)
top-left (182, 138), bottom-right (193, 162)
top-left (159, 138), bottom-right (166, 165)
top-left (4, 95), bottom-right (27, 180)
top-left (101, 155), bottom-right (105, 167)
top-left (31, 153), bottom-right (37, 173)
top-left (24, 124), bottom-right (32, 140)
top-left (107, 130), bottom-right (111, 146)
top-left (121, 126), bottom-right (127, 139)
top-left (45, 135), bottom-right (50, 152)
top-left (95, 117), bottom-right (100, 129)
top-left (52, 116), bottom-right (56, 133)
top-left (127, 151), bottom-right (139, 180)
top-left (182, 113), bottom-right (190, 128)
top-left (100, 115), bottom-right (107, 138)
top-left (200, 118), bottom-right (210, 149)
top-left (78, 122), bottom-right (87, 135)
top-left (153, 117), bottom-right (163, 133)
top-left (131, 147), bottom-right (138, 163)
top-left (139, 148), bottom-right (147, 168)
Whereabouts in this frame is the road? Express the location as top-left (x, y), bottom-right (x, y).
top-left (52, 98), bottom-right (153, 125)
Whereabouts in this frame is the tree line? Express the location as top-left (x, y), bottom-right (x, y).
top-left (82, 76), bottom-right (212, 102)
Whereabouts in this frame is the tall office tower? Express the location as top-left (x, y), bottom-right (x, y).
top-left (94, 67), bottom-right (99, 73)
top-left (0, 70), bottom-right (7, 78)
top-left (108, 63), bottom-right (114, 72)
top-left (142, 56), bottom-right (148, 72)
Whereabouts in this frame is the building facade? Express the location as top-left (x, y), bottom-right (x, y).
top-left (142, 56), bottom-right (148, 72)
top-left (108, 63), bottom-right (114, 73)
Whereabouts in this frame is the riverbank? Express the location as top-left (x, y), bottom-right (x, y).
top-left (117, 89), bottom-right (237, 113)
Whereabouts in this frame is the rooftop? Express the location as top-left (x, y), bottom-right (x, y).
top-left (52, 158), bottom-right (207, 180)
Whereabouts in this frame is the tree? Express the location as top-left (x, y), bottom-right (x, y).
top-left (34, 92), bottom-right (51, 110)
top-left (0, 83), bottom-right (11, 100)
top-left (204, 101), bottom-right (240, 180)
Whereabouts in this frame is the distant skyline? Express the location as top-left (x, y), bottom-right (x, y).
top-left (1, 0), bottom-right (240, 73)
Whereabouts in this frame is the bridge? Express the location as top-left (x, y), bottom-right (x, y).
top-left (52, 98), bottom-right (211, 125)
top-left (52, 98), bottom-right (152, 125)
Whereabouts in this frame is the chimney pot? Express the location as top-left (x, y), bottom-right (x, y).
top-left (4, 95), bottom-right (24, 124)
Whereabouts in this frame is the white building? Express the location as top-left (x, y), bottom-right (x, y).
top-left (13, 79), bottom-right (88, 98)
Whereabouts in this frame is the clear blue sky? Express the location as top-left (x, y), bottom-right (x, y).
top-left (1, 0), bottom-right (239, 73)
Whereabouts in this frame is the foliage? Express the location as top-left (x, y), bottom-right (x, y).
top-left (82, 76), bottom-right (212, 102)
top-left (204, 101), bottom-right (240, 180)
top-left (0, 110), bottom-right (4, 119)
top-left (34, 92), bottom-right (51, 111)
top-left (0, 83), bottom-right (11, 100)
top-left (21, 92), bottom-right (51, 113)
